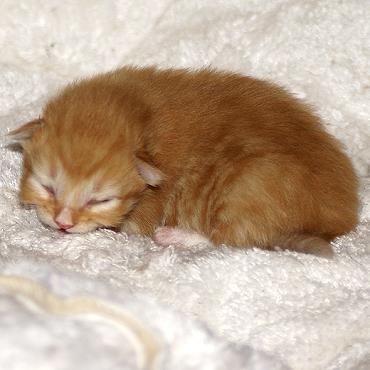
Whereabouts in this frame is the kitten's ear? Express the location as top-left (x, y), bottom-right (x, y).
top-left (135, 158), bottom-right (163, 187)
top-left (8, 118), bottom-right (44, 145)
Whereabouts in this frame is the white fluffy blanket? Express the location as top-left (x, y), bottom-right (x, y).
top-left (0, 1), bottom-right (369, 369)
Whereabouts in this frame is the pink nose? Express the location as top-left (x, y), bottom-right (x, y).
top-left (55, 221), bottom-right (73, 230)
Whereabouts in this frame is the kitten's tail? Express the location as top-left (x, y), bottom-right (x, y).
top-left (276, 234), bottom-right (334, 258)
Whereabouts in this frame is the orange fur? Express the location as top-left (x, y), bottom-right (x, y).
top-left (11, 66), bottom-right (359, 254)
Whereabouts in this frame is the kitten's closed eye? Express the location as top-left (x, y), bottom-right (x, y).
top-left (41, 181), bottom-right (118, 210)
top-left (86, 198), bottom-right (117, 206)
top-left (42, 184), bottom-right (55, 197)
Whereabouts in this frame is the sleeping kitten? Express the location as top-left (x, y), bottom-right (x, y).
top-left (10, 67), bottom-right (359, 256)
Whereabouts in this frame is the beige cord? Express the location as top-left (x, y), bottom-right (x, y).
top-left (0, 275), bottom-right (160, 370)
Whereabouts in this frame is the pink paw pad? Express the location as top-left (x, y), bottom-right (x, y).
top-left (153, 227), bottom-right (211, 248)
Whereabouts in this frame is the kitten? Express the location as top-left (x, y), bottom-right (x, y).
top-left (10, 66), bottom-right (359, 256)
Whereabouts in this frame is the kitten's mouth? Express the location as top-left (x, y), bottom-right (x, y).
top-left (53, 222), bottom-right (102, 234)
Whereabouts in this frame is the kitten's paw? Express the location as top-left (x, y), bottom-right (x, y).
top-left (153, 227), bottom-right (211, 248)
top-left (153, 227), bottom-right (187, 246)
top-left (120, 220), bottom-right (141, 235)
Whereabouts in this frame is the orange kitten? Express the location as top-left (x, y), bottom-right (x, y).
top-left (10, 67), bottom-right (359, 256)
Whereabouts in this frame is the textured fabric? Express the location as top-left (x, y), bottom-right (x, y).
top-left (0, 1), bottom-right (369, 369)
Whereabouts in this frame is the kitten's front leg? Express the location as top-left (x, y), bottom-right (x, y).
top-left (120, 219), bottom-right (143, 235)
top-left (121, 189), bottom-right (164, 236)
top-left (121, 189), bottom-right (212, 249)
top-left (153, 227), bottom-right (212, 248)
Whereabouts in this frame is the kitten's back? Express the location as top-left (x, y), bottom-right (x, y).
top-left (109, 67), bottom-right (358, 250)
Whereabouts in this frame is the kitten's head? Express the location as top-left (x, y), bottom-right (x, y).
top-left (9, 83), bottom-right (161, 233)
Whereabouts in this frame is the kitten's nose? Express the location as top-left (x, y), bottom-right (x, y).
top-left (55, 221), bottom-right (73, 230)
top-left (55, 207), bottom-right (74, 231)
